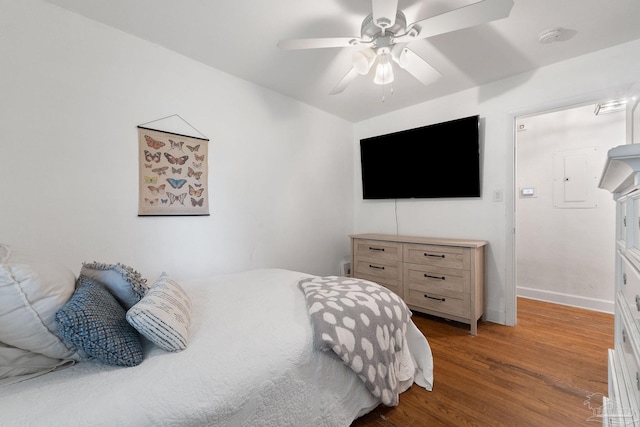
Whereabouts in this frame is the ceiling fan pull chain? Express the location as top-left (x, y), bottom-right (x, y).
top-left (381, 83), bottom-right (394, 103)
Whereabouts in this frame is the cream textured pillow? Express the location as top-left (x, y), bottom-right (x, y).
top-left (126, 273), bottom-right (192, 352)
top-left (80, 262), bottom-right (149, 309)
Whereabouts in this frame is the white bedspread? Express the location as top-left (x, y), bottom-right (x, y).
top-left (0, 269), bottom-right (433, 426)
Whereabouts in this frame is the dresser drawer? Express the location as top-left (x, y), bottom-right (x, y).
top-left (620, 253), bottom-right (640, 328)
top-left (404, 263), bottom-right (469, 294)
top-left (353, 256), bottom-right (400, 281)
top-left (355, 272), bottom-right (402, 297)
top-left (354, 239), bottom-right (402, 262)
top-left (618, 292), bottom-right (640, 411)
top-left (404, 243), bottom-right (469, 269)
top-left (405, 286), bottom-right (470, 318)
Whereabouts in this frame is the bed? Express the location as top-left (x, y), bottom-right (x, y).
top-left (0, 248), bottom-right (433, 426)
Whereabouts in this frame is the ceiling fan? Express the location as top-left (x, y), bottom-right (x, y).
top-left (278, 0), bottom-right (514, 95)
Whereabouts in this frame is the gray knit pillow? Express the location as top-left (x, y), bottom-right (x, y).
top-left (55, 276), bottom-right (143, 367)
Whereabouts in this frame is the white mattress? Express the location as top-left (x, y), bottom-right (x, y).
top-left (0, 268), bottom-right (433, 426)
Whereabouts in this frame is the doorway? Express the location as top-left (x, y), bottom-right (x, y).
top-left (513, 103), bottom-right (624, 315)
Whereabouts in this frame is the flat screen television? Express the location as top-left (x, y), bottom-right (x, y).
top-left (359, 115), bottom-right (481, 199)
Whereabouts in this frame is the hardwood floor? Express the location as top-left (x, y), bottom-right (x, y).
top-left (352, 298), bottom-right (614, 427)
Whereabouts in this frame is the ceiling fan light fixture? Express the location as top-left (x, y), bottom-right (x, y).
top-left (278, 0), bottom-right (515, 94)
top-left (352, 50), bottom-right (376, 75)
top-left (373, 54), bottom-right (394, 85)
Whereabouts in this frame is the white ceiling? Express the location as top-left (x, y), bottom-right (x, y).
top-left (44, 0), bottom-right (640, 122)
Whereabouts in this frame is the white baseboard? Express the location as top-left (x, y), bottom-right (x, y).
top-left (517, 286), bottom-right (614, 314)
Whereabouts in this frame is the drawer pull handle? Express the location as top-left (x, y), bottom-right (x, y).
top-left (369, 247), bottom-right (385, 252)
top-left (624, 273), bottom-right (628, 285)
top-left (636, 295), bottom-right (640, 312)
top-left (424, 274), bottom-right (446, 281)
top-left (624, 216), bottom-right (627, 227)
top-left (636, 372), bottom-right (640, 391)
top-left (369, 264), bottom-right (385, 270)
top-left (623, 328), bottom-right (627, 343)
top-left (424, 253), bottom-right (445, 258)
top-left (424, 294), bottom-right (445, 302)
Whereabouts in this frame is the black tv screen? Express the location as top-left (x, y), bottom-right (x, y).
top-left (360, 115), bottom-right (481, 199)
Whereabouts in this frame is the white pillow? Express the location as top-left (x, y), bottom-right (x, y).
top-left (0, 261), bottom-right (78, 360)
top-left (0, 342), bottom-right (74, 388)
top-left (126, 273), bottom-right (192, 352)
top-left (0, 244), bottom-right (79, 383)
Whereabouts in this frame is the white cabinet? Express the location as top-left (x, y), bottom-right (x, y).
top-left (599, 144), bottom-right (640, 425)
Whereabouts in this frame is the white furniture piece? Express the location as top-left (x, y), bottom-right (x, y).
top-left (350, 233), bottom-right (487, 335)
top-left (599, 143), bottom-right (640, 425)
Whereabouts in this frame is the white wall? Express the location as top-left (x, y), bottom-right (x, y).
top-left (4, 1), bottom-right (639, 325)
top-left (515, 105), bottom-right (623, 312)
top-left (0, 0), bottom-right (354, 281)
top-left (354, 39), bottom-right (640, 324)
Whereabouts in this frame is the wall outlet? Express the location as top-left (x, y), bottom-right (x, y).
top-left (340, 260), bottom-right (351, 277)
top-left (493, 190), bottom-right (503, 202)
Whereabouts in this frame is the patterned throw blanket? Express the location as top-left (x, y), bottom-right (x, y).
top-left (298, 276), bottom-right (412, 406)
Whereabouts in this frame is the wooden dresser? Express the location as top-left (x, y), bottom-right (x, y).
top-left (599, 144), bottom-right (640, 424)
top-left (350, 233), bottom-right (487, 335)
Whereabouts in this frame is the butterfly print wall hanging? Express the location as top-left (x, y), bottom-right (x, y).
top-left (138, 125), bottom-right (209, 216)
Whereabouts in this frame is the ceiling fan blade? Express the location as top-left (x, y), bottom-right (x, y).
top-left (277, 37), bottom-right (365, 50)
top-left (397, 0), bottom-right (514, 42)
top-left (372, 0), bottom-right (398, 30)
top-left (393, 47), bottom-right (442, 86)
top-left (330, 68), bottom-right (360, 95)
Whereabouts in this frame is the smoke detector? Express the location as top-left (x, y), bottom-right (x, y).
top-left (538, 27), bottom-right (562, 44)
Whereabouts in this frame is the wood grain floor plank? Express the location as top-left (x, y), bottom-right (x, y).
top-left (352, 297), bottom-right (613, 426)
